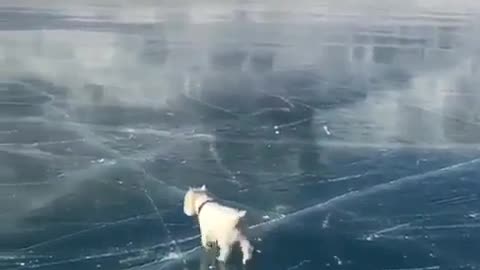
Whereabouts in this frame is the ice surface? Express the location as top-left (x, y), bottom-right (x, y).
top-left (1, 1), bottom-right (480, 270)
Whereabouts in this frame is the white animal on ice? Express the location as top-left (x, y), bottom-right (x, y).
top-left (183, 185), bottom-right (254, 264)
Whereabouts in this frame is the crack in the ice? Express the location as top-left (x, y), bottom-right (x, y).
top-left (140, 174), bottom-right (187, 267)
top-left (383, 266), bottom-right (440, 270)
top-left (0, 138), bottom-right (86, 147)
top-left (374, 223), bottom-right (412, 235)
top-left (249, 157), bottom-right (480, 231)
top-left (275, 117), bottom-right (312, 129)
top-left (260, 92), bottom-right (296, 109)
top-left (0, 145), bottom-right (99, 162)
top-left (248, 107), bottom-right (291, 116)
top-left (20, 214), bottom-right (155, 251)
top-left (0, 181), bottom-right (57, 187)
top-left (0, 101), bottom-right (43, 105)
top-left (379, 223), bottom-right (480, 233)
top-left (18, 242), bottom-right (199, 269)
top-left (365, 223), bottom-right (412, 240)
top-left (180, 92), bottom-right (238, 117)
top-left (430, 194), bottom-right (480, 207)
top-left (208, 139), bottom-right (241, 186)
top-left (317, 173), bottom-right (368, 184)
top-left (287, 259), bottom-right (312, 270)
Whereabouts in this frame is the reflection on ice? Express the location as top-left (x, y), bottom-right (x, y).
top-left (2, 1), bottom-right (480, 269)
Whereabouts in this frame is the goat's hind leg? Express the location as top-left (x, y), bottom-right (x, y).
top-left (239, 236), bottom-right (253, 264)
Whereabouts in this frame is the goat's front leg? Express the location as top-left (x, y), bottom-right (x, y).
top-left (200, 231), bottom-right (210, 249)
top-left (217, 241), bottom-right (232, 263)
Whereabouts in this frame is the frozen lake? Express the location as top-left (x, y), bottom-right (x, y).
top-left (1, 1), bottom-right (480, 269)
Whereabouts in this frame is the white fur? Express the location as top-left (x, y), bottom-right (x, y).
top-left (183, 185), bottom-right (253, 264)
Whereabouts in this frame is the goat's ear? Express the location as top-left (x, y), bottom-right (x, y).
top-left (200, 185), bottom-right (206, 191)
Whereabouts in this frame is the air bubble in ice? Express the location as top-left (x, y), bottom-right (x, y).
top-left (323, 125), bottom-right (331, 135)
top-left (365, 234), bottom-right (378, 241)
top-left (468, 212), bottom-right (479, 218)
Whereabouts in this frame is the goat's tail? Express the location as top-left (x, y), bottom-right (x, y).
top-left (237, 210), bottom-right (247, 218)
